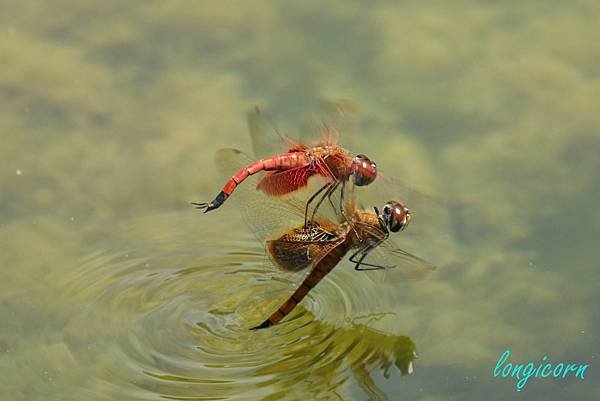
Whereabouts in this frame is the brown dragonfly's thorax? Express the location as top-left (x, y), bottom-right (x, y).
top-left (347, 210), bottom-right (385, 246)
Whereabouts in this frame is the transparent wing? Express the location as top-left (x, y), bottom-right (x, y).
top-left (351, 172), bottom-right (450, 246)
top-left (247, 99), bottom-right (358, 157)
top-left (214, 148), bottom-right (341, 244)
top-left (349, 218), bottom-right (437, 282)
top-left (214, 148), bottom-right (350, 281)
top-left (246, 106), bottom-right (298, 159)
top-left (296, 97), bottom-right (358, 149)
top-left (213, 148), bottom-right (307, 244)
top-left (267, 223), bottom-right (347, 272)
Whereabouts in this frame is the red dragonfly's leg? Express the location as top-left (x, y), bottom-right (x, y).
top-left (304, 181), bottom-right (341, 261)
top-left (310, 181), bottom-right (342, 225)
top-left (307, 180), bottom-right (340, 228)
top-left (334, 180), bottom-right (361, 241)
top-left (192, 152), bottom-right (310, 213)
top-left (303, 182), bottom-right (332, 227)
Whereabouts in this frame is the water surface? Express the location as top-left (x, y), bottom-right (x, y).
top-left (1, 1), bottom-right (599, 400)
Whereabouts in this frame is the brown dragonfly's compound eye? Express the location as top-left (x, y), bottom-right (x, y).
top-left (352, 154), bottom-right (377, 186)
top-left (383, 201), bottom-right (411, 232)
top-left (382, 204), bottom-right (393, 216)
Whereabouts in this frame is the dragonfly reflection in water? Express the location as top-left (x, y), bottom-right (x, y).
top-left (210, 148), bottom-right (436, 330)
top-left (258, 313), bottom-right (418, 401)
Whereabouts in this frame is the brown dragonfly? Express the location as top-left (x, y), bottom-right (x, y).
top-left (252, 193), bottom-right (438, 329)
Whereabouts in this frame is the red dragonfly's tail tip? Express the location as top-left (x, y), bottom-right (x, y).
top-left (190, 201), bottom-right (212, 213)
top-left (191, 192), bottom-right (226, 213)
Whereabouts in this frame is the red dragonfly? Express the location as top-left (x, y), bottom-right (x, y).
top-left (192, 107), bottom-right (378, 225)
top-left (251, 197), bottom-right (435, 329)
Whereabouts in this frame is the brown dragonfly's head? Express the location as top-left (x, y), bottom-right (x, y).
top-left (380, 201), bottom-right (412, 232)
top-left (351, 154), bottom-right (378, 186)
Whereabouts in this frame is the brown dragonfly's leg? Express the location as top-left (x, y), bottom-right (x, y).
top-left (349, 225), bottom-right (389, 271)
top-left (304, 182), bottom-right (331, 227)
top-left (349, 246), bottom-right (386, 271)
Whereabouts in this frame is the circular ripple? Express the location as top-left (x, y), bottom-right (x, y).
top-left (61, 213), bottom-right (412, 400)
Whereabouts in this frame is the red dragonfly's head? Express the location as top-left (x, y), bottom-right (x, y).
top-left (380, 201), bottom-right (412, 232)
top-left (351, 154), bottom-right (378, 186)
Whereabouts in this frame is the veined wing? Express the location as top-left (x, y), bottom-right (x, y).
top-left (267, 222), bottom-right (347, 272)
top-left (213, 148), bottom-right (337, 245)
top-left (247, 107), bottom-right (299, 159)
top-left (212, 147), bottom-right (344, 287)
top-left (247, 99), bottom-right (357, 157)
top-left (351, 171), bottom-right (450, 245)
top-left (350, 216), bottom-right (437, 281)
top-left (214, 148), bottom-right (304, 242)
top-left (296, 97), bottom-right (357, 149)
top-left (256, 165), bottom-right (316, 197)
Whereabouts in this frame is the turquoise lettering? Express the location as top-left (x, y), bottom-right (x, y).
top-left (575, 364), bottom-right (589, 379)
top-left (511, 364), bottom-right (523, 378)
top-left (535, 356), bottom-right (548, 377)
top-left (493, 351), bottom-right (590, 390)
top-left (553, 363), bottom-right (564, 378)
top-left (516, 363), bottom-right (535, 390)
top-left (541, 363), bottom-right (552, 377)
top-left (494, 350), bottom-right (510, 377)
top-left (562, 364), bottom-right (578, 378)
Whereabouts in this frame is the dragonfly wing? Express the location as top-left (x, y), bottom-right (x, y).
top-left (354, 235), bottom-right (437, 282)
top-left (354, 172), bottom-right (451, 243)
top-left (256, 167), bottom-right (318, 197)
top-left (296, 97), bottom-right (357, 149)
top-left (247, 107), bottom-right (298, 158)
top-left (344, 218), bottom-right (436, 281)
top-left (267, 222), bottom-right (346, 272)
top-left (213, 148), bottom-right (308, 244)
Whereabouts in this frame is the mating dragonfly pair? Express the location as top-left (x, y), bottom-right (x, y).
top-left (193, 107), bottom-right (435, 330)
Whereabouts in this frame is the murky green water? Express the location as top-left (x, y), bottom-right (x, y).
top-left (1, 1), bottom-right (599, 400)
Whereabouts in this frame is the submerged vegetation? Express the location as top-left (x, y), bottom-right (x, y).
top-left (1, 1), bottom-right (598, 400)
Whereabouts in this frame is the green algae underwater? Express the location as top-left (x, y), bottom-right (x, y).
top-left (1, 1), bottom-right (599, 400)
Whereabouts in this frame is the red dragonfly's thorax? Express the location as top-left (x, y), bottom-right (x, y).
top-left (310, 146), bottom-right (353, 179)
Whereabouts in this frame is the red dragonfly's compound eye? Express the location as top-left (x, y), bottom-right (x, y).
top-left (352, 154), bottom-right (378, 186)
top-left (382, 201), bottom-right (411, 232)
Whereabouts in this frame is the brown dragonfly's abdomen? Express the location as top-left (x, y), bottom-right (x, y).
top-left (251, 241), bottom-right (349, 330)
top-left (197, 152), bottom-right (311, 212)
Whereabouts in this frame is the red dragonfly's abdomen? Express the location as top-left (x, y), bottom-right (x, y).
top-left (251, 241), bottom-right (349, 330)
top-left (199, 152), bottom-right (312, 212)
